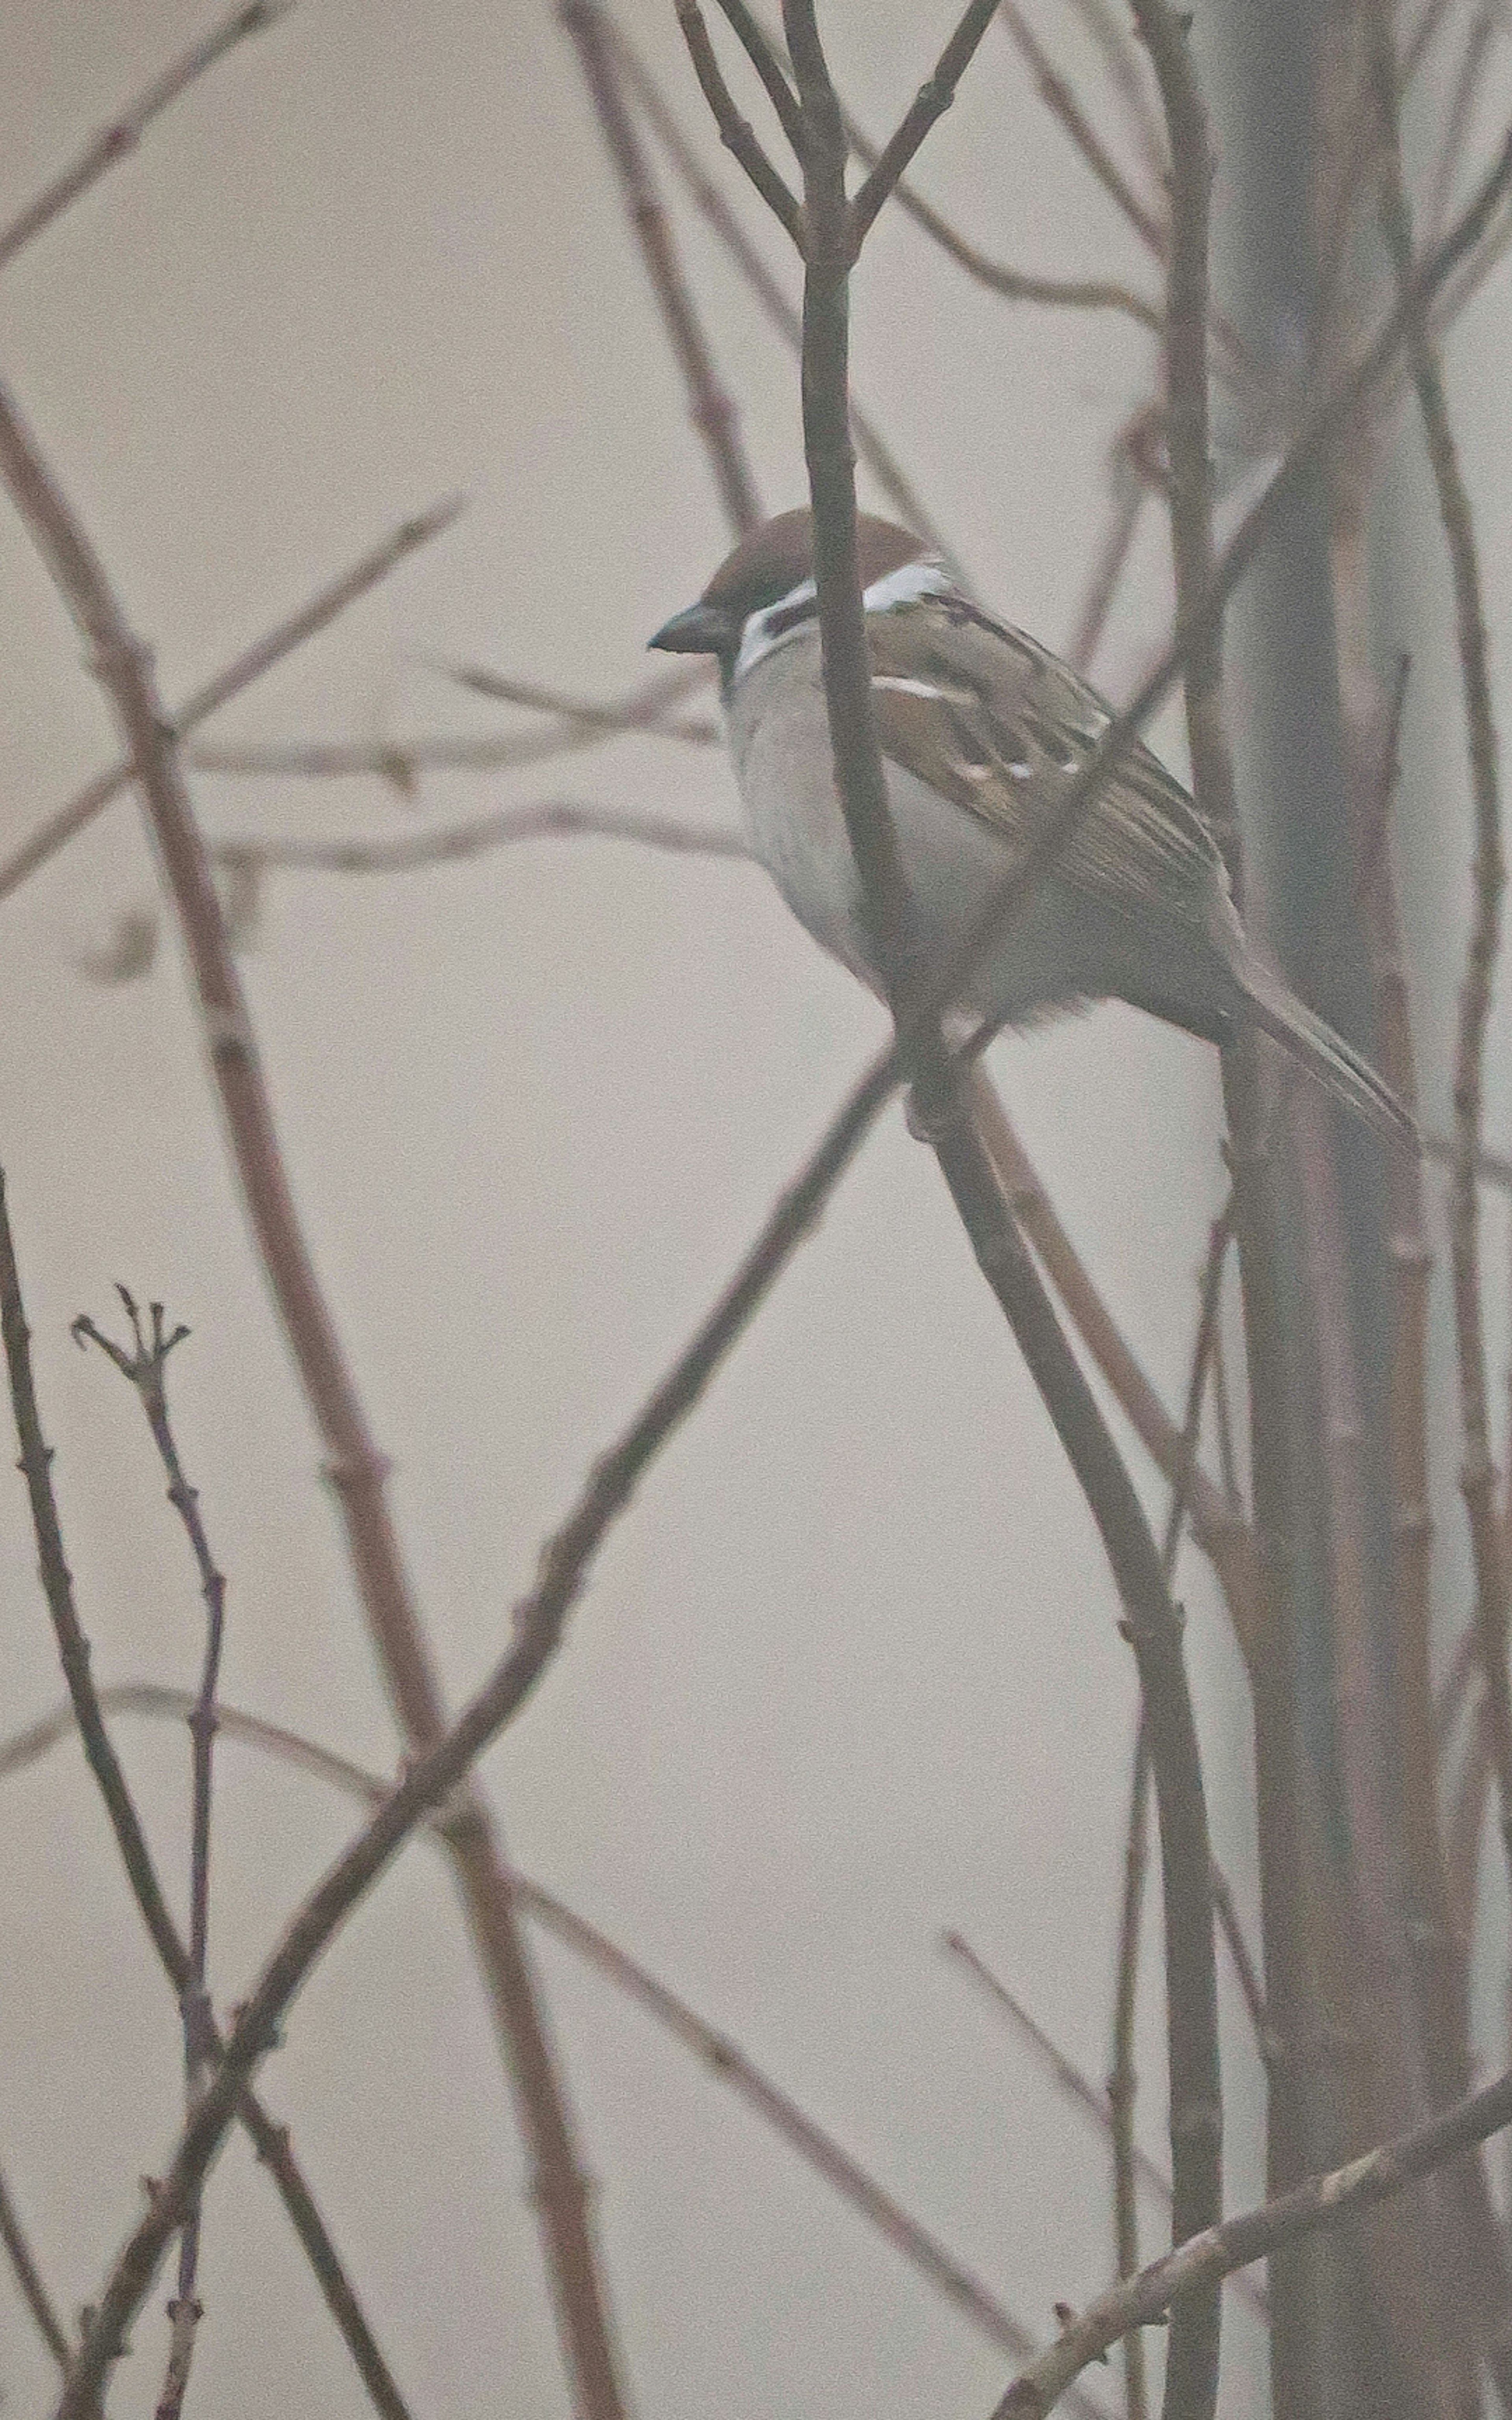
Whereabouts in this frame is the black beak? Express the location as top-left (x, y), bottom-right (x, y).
top-left (648, 600), bottom-right (736, 656)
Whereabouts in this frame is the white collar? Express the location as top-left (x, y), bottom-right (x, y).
top-left (730, 555), bottom-right (950, 685)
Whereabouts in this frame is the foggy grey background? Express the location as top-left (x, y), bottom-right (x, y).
top-left (0, 4), bottom-right (1505, 2414)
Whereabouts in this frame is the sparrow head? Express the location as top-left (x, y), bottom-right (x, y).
top-left (648, 508), bottom-right (933, 682)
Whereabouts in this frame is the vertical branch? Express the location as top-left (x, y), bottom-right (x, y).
top-left (1129, 13), bottom-right (1316, 2413)
top-left (1372, 9), bottom-right (1512, 1894)
top-left (926, 1124), bottom-right (1222, 2420)
top-left (779, 0), bottom-right (912, 981)
top-left (561, 0), bottom-right (761, 538)
top-left (1110, 1722), bottom-right (1152, 2420)
top-left (72, 1294), bottom-right (226, 2420)
top-left (1108, 1196), bottom-right (1234, 2420)
top-left (1369, 27), bottom-right (1512, 2393)
top-left (766, 5), bottom-right (1221, 2409)
top-left (0, 376), bottom-right (630, 2420)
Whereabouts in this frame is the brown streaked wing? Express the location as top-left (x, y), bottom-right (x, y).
top-left (867, 599), bottom-right (1225, 932)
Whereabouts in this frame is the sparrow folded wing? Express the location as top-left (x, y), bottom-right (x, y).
top-left (866, 600), bottom-right (1227, 937)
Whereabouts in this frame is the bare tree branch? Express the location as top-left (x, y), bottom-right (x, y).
top-left (997, 3), bottom-right (1166, 254)
top-left (1109, 1721), bottom-right (1153, 2420)
top-left (1425, 4), bottom-right (1498, 247)
top-left (48, 111), bottom-right (1512, 2416)
top-left (1105, 1184), bottom-right (1238, 2420)
top-left (991, 2062), bottom-right (1512, 2417)
top-left (72, 1294), bottom-right (225, 2420)
top-left (672, 0), bottom-right (803, 238)
top-left (211, 798), bottom-right (748, 876)
top-left (0, 1), bottom-right (295, 276)
top-left (1373, 15), bottom-right (1512, 1891)
top-left (1063, 0), bottom-right (1168, 186)
top-left (835, 89), bottom-right (1161, 328)
top-left (515, 1886), bottom-right (1099, 2391)
top-left (705, 0), bottom-right (806, 151)
top-left (611, 10), bottom-right (962, 565)
top-left (943, 1930), bottom-right (1267, 2326)
top-left (561, 0), bottom-right (762, 535)
top-left (0, 1172), bottom-right (414, 2420)
top-left (968, 1088), bottom-right (1257, 1650)
top-left (763, 7), bottom-right (1223, 2408)
top-left (848, 0), bottom-right (1002, 248)
top-left (0, 1680), bottom-right (1106, 2419)
top-left (1066, 406), bottom-right (1161, 674)
top-left (1208, 1861), bottom-right (1269, 2055)
top-left (0, 377), bottom-right (629, 2420)
top-left (420, 654), bottom-right (718, 739)
top-left (0, 2160), bottom-right (72, 2377)
top-left (189, 658), bottom-right (712, 785)
top-left (746, 2), bottom-right (1161, 329)
top-left (0, 497), bottom-right (465, 904)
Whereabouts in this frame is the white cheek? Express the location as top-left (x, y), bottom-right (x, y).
top-left (732, 578), bottom-right (817, 683)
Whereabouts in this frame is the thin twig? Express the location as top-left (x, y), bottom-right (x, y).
top-left (672, 0), bottom-right (803, 239)
top-left (835, 96), bottom-right (1160, 327)
top-left (848, 0), bottom-right (1003, 248)
top-left (997, 3), bottom-right (1166, 255)
top-left (1208, 1863), bottom-right (1269, 2053)
top-left (705, 0), bottom-right (806, 152)
top-left (1105, 1190), bottom-right (1236, 2420)
top-left (561, 0), bottom-right (761, 536)
top-left (611, 11), bottom-right (958, 561)
top-left (1425, 5), bottom-right (1498, 247)
top-left (0, 497), bottom-right (466, 904)
top-left (188, 659), bottom-right (713, 784)
top-left (943, 1931), bottom-right (1268, 2330)
top-left (0, 1), bottom-right (294, 276)
top-left (1131, 7), bottom-right (1312, 2406)
top-left (1067, 414), bottom-right (1156, 676)
top-left (1063, 0), bottom-right (1168, 187)
top-left (211, 800), bottom-right (749, 876)
top-left (0, 2160), bottom-right (72, 2375)
top-left (72, 1295), bottom-right (223, 2420)
top-left (0, 1174), bottom-right (413, 2420)
top-left (992, 2062), bottom-right (1512, 2417)
top-left (964, 1085), bottom-right (1258, 1659)
top-left (928, 1117), bottom-right (1222, 2420)
top-left (420, 655), bottom-right (717, 740)
top-left (0, 1685), bottom-right (1095, 2402)
top-left (0, 379), bottom-right (628, 2420)
top-left (518, 1889), bottom-right (1102, 2393)
top-left (748, 4), bottom-right (1161, 329)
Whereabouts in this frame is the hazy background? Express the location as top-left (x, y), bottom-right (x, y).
top-left (0, 4), bottom-right (1505, 2414)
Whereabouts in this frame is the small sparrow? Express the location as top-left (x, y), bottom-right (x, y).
top-left (650, 509), bottom-right (1411, 1143)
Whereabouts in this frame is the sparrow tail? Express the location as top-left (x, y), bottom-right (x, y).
top-left (1237, 962), bottom-right (1417, 1148)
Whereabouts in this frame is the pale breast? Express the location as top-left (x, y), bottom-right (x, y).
top-left (725, 634), bottom-right (878, 986)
